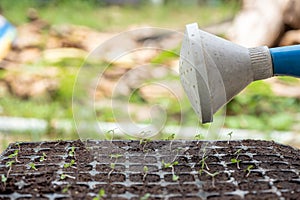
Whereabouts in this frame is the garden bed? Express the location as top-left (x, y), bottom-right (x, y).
top-left (0, 139), bottom-right (300, 199)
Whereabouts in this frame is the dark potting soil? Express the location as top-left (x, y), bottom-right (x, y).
top-left (0, 139), bottom-right (300, 199)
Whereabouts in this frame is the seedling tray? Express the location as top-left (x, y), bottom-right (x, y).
top-left (0, 139), bottom-right (299, 199)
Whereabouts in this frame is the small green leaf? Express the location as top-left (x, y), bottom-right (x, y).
top-left (68, 146), bottom-right (76, 157)
top-left (98, 188), bottom-right (105, 197)
top-left (8, 150), bottom-right (19, 158)
top-left (62, 185), bottom-right (70, 193)
top-left (6, 161), bottom-right (15, 168)
top-left (140, 193), bottom-right (150, 200)
top-left (109, 154), bottom-right (122, 159)
top-left (143, 166), bottom-right (148, 173)
top-left (1, 175), bottom-right (7, 183)
top-left (172, 161), bottom-right (179, 166)
top-left (167, 133), bottom-right (175, 140)
top-left (110, 163), bottom-right (115, 169)
top-left (246, 165), bottom-right (254, 171)
top-left (28, 162), bottom-right (37, 170)
top-left (60, 174), bottom-right (66, 180)
top-left (194, 134), bottom-right (204, 140)
top-left (172, 174), bottom-right (179, 181)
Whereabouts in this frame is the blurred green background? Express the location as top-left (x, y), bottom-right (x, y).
top-left (0, 0), bottom-right (300, 150)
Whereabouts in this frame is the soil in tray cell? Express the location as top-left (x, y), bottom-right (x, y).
top-left (128, 184), bottom-right (165, 195)
top-left (129, 173), bottom-right (160, 182)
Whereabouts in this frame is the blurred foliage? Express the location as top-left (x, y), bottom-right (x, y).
top-left (0, 0), bottom-right (240, 31)
top-left (0, 0), bottom-right (299, 151)
top-left (226, 80), bottom-right (300, 131)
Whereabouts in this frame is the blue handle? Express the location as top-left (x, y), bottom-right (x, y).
top-left (269, 45), bottom-right (300, 77)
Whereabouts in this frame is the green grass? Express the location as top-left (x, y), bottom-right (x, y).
top-left (225, 80), bottom-right (300, 131)
top-left (0, 95), bottom-right (72, 119)
top-left (0, 0), bottom-right (239, 31)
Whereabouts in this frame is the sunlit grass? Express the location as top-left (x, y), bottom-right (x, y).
top-left (1, 0), bottom-right (240, 31)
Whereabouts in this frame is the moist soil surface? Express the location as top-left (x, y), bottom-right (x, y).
top-left (0, 139), bottom-right (300, 199)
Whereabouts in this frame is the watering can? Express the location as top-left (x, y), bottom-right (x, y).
top-left (179, 23), bottom-right (300, 123)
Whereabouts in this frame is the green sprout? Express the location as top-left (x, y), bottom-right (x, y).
top-left (194, 134), bottom-right (204, 140)
top-left (234, 149), bottom-right (242, 155)
top-left (68, 146), bottom-right (76, 157)
top-left (199, 156), bottom-right (210, 175)
top-left (172, 174), bottom-right (179, 181)
top-left (6, 160), bottom-right (14, 167)
top-left (231, 148), bottom-right (242, 169)
top-left (60, 174), bottom-right (66, 180)
top-left (201, 169), bottom-right (219, 187)
top-left (8, 149), bottom-right (20, 163)
top-left (28, 162), bottom-right (37, 170)
top-left (8, 150), bottom-right (19, 159)
top-left (16, 142), bottom-right (21, 150)
top-left (1, 174), bottom-right (7, 187)
top-left (162, 160), bottom-right (179, 181)
top-left (140, 193), bottom-right (150, 200)
top-left (108, 163), bottom-right (116, 179)
top-left (166, 133), bottom-right (176, 151)
top-left (139, 138), bottom-right (152, 152)
top-left (62, 184), bottom-right (70, 193)
top-left (167, 133), bottom-right (175, 140)
top-left (105, 128), bottom-right (117, 143)
top-left (39, 153), bottom-right (47, 162)
top-left (143, 166), bottom-right (149, 181)
top-left (227, 131), bottom-right (233, 144)
top-left (231, 158), bottom-right (241, 169)
top-left (109, 154), bottom-right (122, 159)
top-left (245, 165), bottom-right (254, 177)
top-left (93, 188), bottom-right (105, 200)
top-left (60, 173), bottom-right (75, 180)
top-left (63, 159), bottom-right (76, 168)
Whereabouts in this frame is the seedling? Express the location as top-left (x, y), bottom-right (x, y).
top-left (68, 146), bottom-right (76, 157)
top-left (39, 153), bottom-right (47, 162)
top-left (28, 162), bottom-right (37, 170)
top-left (162, 160), bottom-right (179, 181)
top-left (139, 138), bottom-right (151, 152)
top-left (194, 133), bottom-right (204, 144)
top-left (93, 188), bottom-right (105, 200)
top-left (167, 133), bottom-right (175, 140)
top-left (143, 166), bottom-right (148, 181)
top-left (60, 174), bottom-right (66, 180)
top-left (108, 163), bottom-right (115, 179)
top-left (201, 169), bottom-right (219, 187)
top-left (245, 165), bottom-right (254, 177)
top-left (105, 128), bottom-right (117, 143)
top-left (6, 160), bottom-right (15, 177)
top-left (62, 184), bottom-right (70, 193)
top-left (109, 154), bottom-right (122, 159)
top-left (234, 149), bottom-right (242, 155)
top-left (1, 174), bottom-right (7, 189)
top-left (8, 150), bottom-right (19, 159)
top-left (231, 148), bottom-right (242, 169)
top-left (140, 193), bottom-right (150, 200)
top-left (63, 159), bottom-right (76, 168)
top-left (108, 154), bottom-right (123, 178)
top-left (231, 158), bottom-right (241, 169)
top-left (60, 173), bottom-right (75, 180)
top-left (167, 133), bottom-right (175, 151)
top-left (198, 156), bottom-right (210, 175)
top-left (227, 131), bottom-right (233, 144)
top-left (8, 149), bottom-right (20, 163)
top-left (16, 142), bottom-right (21, 150)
